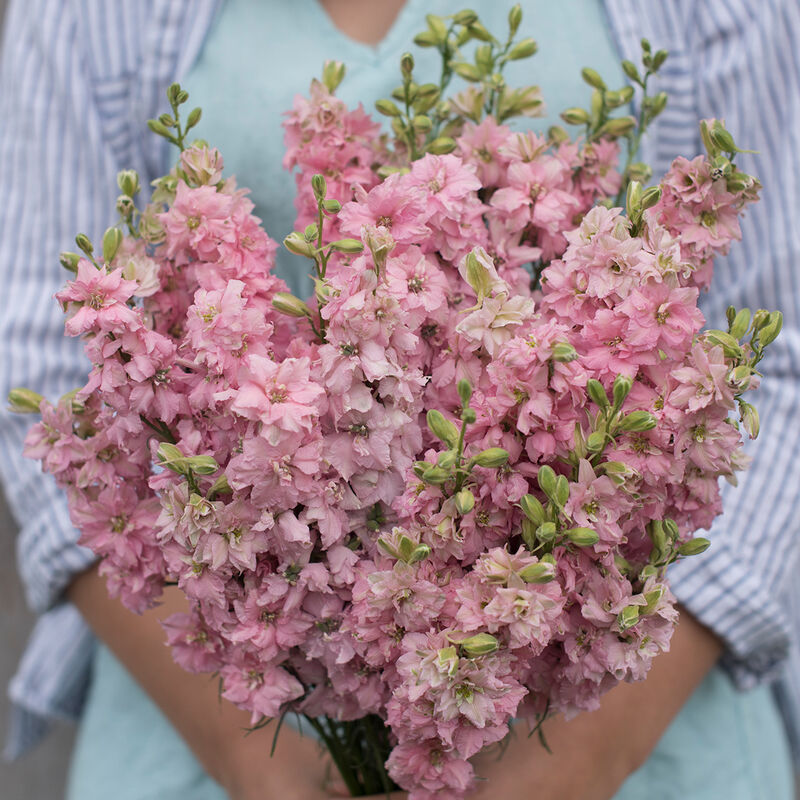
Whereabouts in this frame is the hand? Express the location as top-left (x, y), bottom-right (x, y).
top-left (227, 724), bottom-right (333, 800)
top-left (68, 566), bottom-right (332, 800)
top-left (468, 607), bottom-right (721, 800)
top-left (330, 608), bottom-right (719, 800)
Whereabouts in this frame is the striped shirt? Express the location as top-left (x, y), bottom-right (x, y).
top-left (0, 0), bottom-right (798, 764)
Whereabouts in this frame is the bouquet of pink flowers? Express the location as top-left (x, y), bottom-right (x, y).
top-left (11, 7), bottom-right (781, 798)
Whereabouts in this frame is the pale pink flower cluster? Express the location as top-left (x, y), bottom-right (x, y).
top-left (26, 89), bottom-right (764, 799)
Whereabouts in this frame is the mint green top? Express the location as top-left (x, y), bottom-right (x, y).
top-left (183, 0), bottom-right (625, 297)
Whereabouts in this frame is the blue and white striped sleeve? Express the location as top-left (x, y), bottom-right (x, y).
top-left (663, 0), bottom-right (800, 687)
top-left (0, 0), bottom-right (120, 613)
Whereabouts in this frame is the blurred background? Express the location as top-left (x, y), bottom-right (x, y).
top-left (0, 3), bottom-right (77, 799)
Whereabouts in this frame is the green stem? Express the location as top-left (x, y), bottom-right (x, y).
top-left (305, 717), bottom-right (364, 797)
top-left (364, 715), bottom-right (393, 796)
top-left (615, 73), bottom-right (651, 206)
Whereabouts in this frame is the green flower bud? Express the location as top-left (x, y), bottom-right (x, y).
top-left (427, 409), bottom-right (460, 448)
top-left (102, 227), bottom-right (123, 264)
top-left (60, 251), bottom-right (80, 273)
top-left (650, 91), bottom-right (668, 117)
top-left (641, 186), bottom-right (662, 211)
top-left (642, 586), bottom-right (664, 615)
top-left (586, 431), bottom-right (606, 452)
top-left (612, 374), bottom-right (633, 409)
top-left (466, 21), bottom-right (493, 41)
top-left (272, 292), bottom-right (312, 318)
top-left (536, 521), bottom-right (557, 543)
top-left (639, 564), bottom-right (658, 582)
top-left (587, 379), bottom-right (610, 409)
top-left (704, 329), bottom-right (743, 358)
top-left (710, 125), bottom-right (737, 154)
top-left (597, 116), bottom-right (636, 138)
top-left (464, 250), bottom-right (493, 298)
top-left (565, 527), bottom-right (599, 547)
top-left (426, 136), bottom-right (457, 155)
top-left (328, 239), bottom-right (365, 254)
top-left (412, 114), bottom-right (433, 132)
top-left (520, 494), bottom-right (545, 525)
top-left (453, 62), bottom-right (482, 82)
top-left (508, 4), bottom-right (523, 37)
top-left (117, 169), bottom-right (140, 197)
top-left (425, 13), bottom-right (448, 42)
top-left (618, 85), bottom-right (635, 104)
top-left (461, 407), bottom-right (477, 424)
top-left (75, 233), bottom-right (94, 257)
top-left (648, 520), bottom-right (667, 563)
top-left (729, 308), bottom-right (751, 339)
top-left (758, 311), bottom-right (783, 347)
top-left (455, 489), bottom-right (476, 515)
top-left (7, 387), bottom-right (44, 413)
top-left (651, 49), bottom-right (668, 71)
top-left (400, 52), bottom-right (415, 77)
top-left (521, 517), bottom-right (538, 550)
top-left (617, 605), bottom-right (640, 631)
top-left (457, 379), bottom-right (473, 406)
top-left (321, 60), bottom-right (346, 93)
top-left (422, 466), bottom-right (450, 484)
top-left (678, 537), bottom-right (711, 556)
top-left (413, 30), bottom-right (438, 47)
top-left (617, 410), bottom-right (657, 432)
top-left (555, 475), bottom-right (569, 507)
top-left (537, 464), bottom-right (557, 498)
top-left (626, 179), bottom-right (643, 218)
top-left (460, 632), bottom-right (499, 657)
top-left (413, 461), bottom-right (433, 479)
top-left (472, 447), bottom-right (509, 468)
top-left (437, 450), bottom-right (458, 469)
top-left (322, 199), bottom-right (342, 213)
top-left (621, 59), bottom-right (640, 83)
top-left (739, 400), bottom-right (760, 439)
top-left (183, 455), bottom-right (219, 475)
top-left (663, 518), bottom-right (679, 540)
top-left (397, 534), bottom-right (416, 562)
top-left (561, 107), bottom-right (591, 126)
top-left (551, 341), bottom-right (578, 362)
top-left (519, 562), bottom-right (555, 584)
top-left (454, 9), bottom-right (479, 26)
top-left (303, 223), bottom-right (319, 242)
top-left (185, 107), bottom-right (202, 131)
top-left (581, 67), bottom-right (606, 90)
top-left (547, 125), bottom-right (569, 144)
top-left (283, 232), bottom-right (316, 258)
top-left (157, 442), bottom-right (191, 475)
top-left (408, 544), bottom-right (431, 564)
top-left (375, 98), bottom-right (403, 117)
top-left (310, 174), bottom-right (327, 202)
top-left (598, 460), bottom-right (637, 485)
top-left (751, 309), bottom-right (771, 331)
top-left (508, 38), bottom-right (538, 60)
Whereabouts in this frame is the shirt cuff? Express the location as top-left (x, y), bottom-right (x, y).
top-left (4, 603), bottom-right (95, 760)
top-left (668, 538), bottom-right (792, 689)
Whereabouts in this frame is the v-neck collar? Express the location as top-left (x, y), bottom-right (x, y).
top-left (308, 0), bottom-right (425, 64)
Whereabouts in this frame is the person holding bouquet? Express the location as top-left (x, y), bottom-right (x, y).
top-left (0, 1), bottom-right (797, 798)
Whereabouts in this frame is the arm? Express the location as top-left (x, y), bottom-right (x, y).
top-left (68, 565), bottom-right (331, 800)
top-left (467, 609), bottom-right (721, 800)
top-left (0, 2), bottom-right (326, 793)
